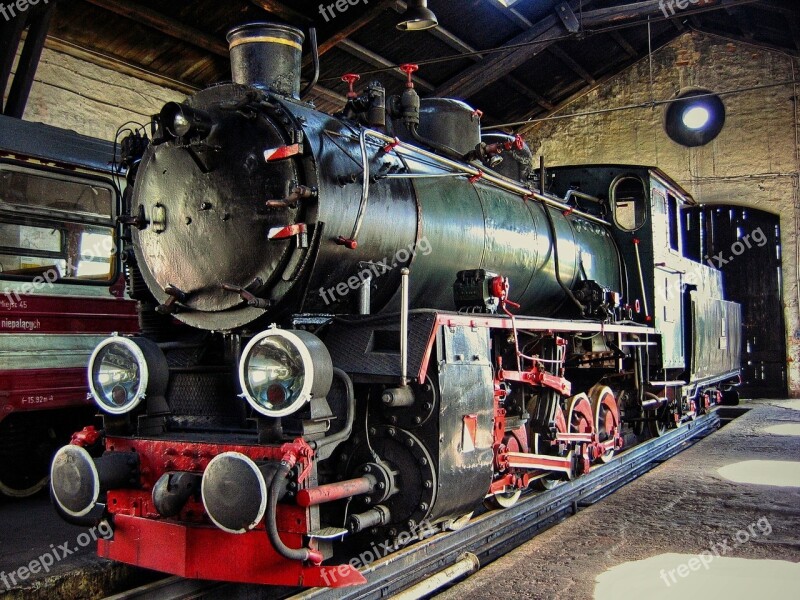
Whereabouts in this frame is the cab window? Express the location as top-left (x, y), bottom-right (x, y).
top-left (610, 175), bottom-right (647, 231)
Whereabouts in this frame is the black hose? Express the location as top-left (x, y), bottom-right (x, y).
top-left (313, 368), bottom-right (354, 451)
top-left (266, 462), bottom-right (317, 562)
top-left (299, 28), bottom-right (319, 100)
top-left (265, 370), bottom-right (353, 562)
top-left (543, 203), bottom-right (586, 313)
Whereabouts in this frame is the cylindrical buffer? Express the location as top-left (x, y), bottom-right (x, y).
top-left (50, 446), bottom-right (139, 518)
top-left (201, 452), bottom-right (279, 534)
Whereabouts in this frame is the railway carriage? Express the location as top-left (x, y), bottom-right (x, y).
top-left (0, 115), bottom-right (138, 497)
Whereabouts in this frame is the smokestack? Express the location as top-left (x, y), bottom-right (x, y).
top-left (226, 22), bottom-right (305, 99)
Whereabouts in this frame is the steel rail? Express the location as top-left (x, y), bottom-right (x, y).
top-left (101, 576), bottom-right (226, 599)
top-left (104, 411), bottom-right (720, 600)
top-left (292, 410), bottom-right (720, 600)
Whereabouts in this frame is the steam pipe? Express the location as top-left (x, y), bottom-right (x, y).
top-left (362, 129), bottom-right (610, 226)
top-left (299, 28), bottom-right (319, 100)
top-left (311, 368), bottom-right (355, 451)
top-left (349, 129), bottom-right (371, 242)
top-left (400, 268), bottom-right (410, 386)
top-left (296, 476), bottom-right (376, 507)
top-left (542, 204), bottom-right (586, 314)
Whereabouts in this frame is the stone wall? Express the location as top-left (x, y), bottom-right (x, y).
top-left (4, 45), bottom-right (185, 141)
top-left (522, 32), bottom-right (800, 396)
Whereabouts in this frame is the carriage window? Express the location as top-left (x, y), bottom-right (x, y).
top-left (0, 168), bottom-right (113, 219)
top-left (0, 167), bottom-right (115, 282)
top-left (610, 175), bottom-right (647, 231)
top-left (0, 222), bottom-right (114, 281)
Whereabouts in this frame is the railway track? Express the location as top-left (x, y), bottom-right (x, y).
top-left (103, 410), bottom-right (720, 600)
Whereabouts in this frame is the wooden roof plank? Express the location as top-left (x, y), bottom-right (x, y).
top-left (82, 0), bottom-right (228, 56)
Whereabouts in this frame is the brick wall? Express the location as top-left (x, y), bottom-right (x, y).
top-left (522, 32), bottom-right (800, 397)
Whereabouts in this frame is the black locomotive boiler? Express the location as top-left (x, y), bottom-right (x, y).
top-left (50, 23), bottom-right (742, 587)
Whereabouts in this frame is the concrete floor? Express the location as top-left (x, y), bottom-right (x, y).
top-left (436, 400), bottom-right (800, 600)
top-left (1, 400), bottom-right (798, 599)
top-left (0, 492), bottom-right (145, 599)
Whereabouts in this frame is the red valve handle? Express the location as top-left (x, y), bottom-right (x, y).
top-left (503, 134), bottom-right (526, 151)
top-left (341, 73), bottom-right (361, 99)
top-left (336, 236), bottom-right (358, 250)
top-left (399, 63), bottom-right (419, 88)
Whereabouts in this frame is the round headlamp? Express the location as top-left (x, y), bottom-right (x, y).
top-left (239, 329), bottom-right (333, 418)
top-left (88, 336), bottom-right (168, 415)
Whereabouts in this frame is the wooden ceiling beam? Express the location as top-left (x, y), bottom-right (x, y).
top-left (393, 2), bottom-right (555, 110)
top-left (609, 30), bottom-right (638, 57)
top-left (252, 0), bottom-right (397, 63)
top-left (484, 0), bottom-right (534, 30)
top-left (338, 39), bottom-right (434, 92)
top-left (435, 0), bottom-right (592, 98)
top-left (315, 0), bottom-right (395, 58)
top-left (577, 0), bottom-right (759, 28)
top-left (45, 35), bottom-right (200, 95)
top-left (435, 0), bottom-right (761, 99)
top-left (548, 44), bottom-right (596, 84)
top-left (693, 25), bottom-right (799, 54)
top-left (248, 0), bottom-right (308, 24)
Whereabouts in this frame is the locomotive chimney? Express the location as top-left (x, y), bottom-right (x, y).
top-left (227, 22), bottom-right (305, 98)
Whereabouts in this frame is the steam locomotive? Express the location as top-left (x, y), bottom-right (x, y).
top-left (50, 23), bottom-right (741, 587)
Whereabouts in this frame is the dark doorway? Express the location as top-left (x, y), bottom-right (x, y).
top-left (684, 206), bottom-right (787, 398)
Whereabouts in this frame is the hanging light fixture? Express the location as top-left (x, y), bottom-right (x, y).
top-left (664, 88), bottom-right (726, 147)
top-left (397, 0), bottom-right (439, 31)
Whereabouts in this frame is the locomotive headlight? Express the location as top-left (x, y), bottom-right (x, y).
top-left (239, 329), bottom-right (333, 418)
top-left (173, 112), bottom-right (191, 137)
top-left (88, 336), bottom-right (168, 415)
top-left (159, 102), bottom-right (213, 141)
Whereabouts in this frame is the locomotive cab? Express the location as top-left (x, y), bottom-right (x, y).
top-left (547, 164), bottom-right (742, 424)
